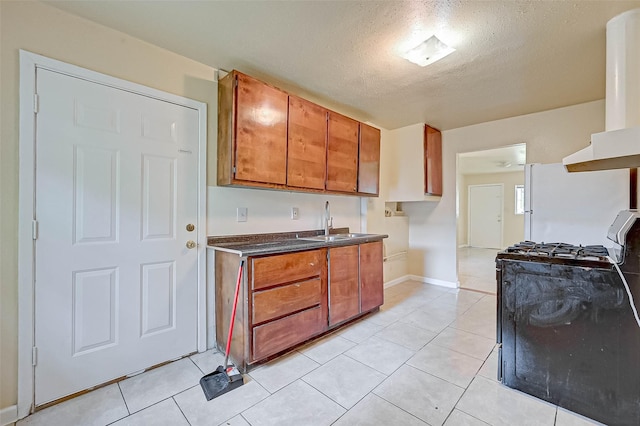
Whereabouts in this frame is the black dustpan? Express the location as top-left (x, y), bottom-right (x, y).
top-left (200, 365), bottom-right (244, 400)
top-left (200, 260), bottom-right (245, 400)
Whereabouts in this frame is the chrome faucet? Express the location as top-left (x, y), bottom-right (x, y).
top-left (324, 201), bottom-right (333, 235)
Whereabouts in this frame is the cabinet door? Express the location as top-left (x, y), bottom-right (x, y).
top-left (360, 241), bottom-right (384, 312)
top-left (234, 72), bottom-right (288, 184)
top-left (358, 123), bottom-right (380, 195)
top-left (424, 125), bottom-right (443, 196)
top-left (329, 245), bottom-right (360, 326)
top-left (287, 96), bottom-right (327, 189)
top-left (326, 112), bottom-right (359, 192)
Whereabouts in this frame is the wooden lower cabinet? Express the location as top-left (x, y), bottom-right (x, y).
top-left (214, 240), bottom-right (384, 371)
top-left (215, 248), bottom-right (327, 370)
top-left (360, 241), bottom-right (384, 312)
top-left (328, 245), bottom-right (360, 326)
top-left (328, 241), bottom-right (384, 326)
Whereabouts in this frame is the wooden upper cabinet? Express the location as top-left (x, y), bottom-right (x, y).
top-left (218, 70), bottom-right (380, 196)
top-left (287, 96), bottom-right (327, 190)
top-left (218, 71), bottom-right (288, 186)
top-left (326, 112), bottom-right (359, 193)
top-left (424, 124), bottom-right (443, 196)
top-left (358, 124), bottom-right (381, 195)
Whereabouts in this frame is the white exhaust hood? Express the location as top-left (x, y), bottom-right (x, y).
top-left (563, 9), bottom-right (640, 172)
top-left (563, 126), bottom-right (640, 172)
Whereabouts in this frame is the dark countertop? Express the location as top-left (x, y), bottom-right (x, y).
top-left (207, 228), bottom-right (388, 257)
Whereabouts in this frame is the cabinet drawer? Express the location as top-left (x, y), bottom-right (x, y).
top-left (252, 278), bottom-right (321, 324)
top-left (252, 250), bottom-right (323, 290)
top-left (252, 306), bottom-right (325, 361)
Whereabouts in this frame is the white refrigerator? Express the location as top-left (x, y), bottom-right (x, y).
top-left (525, 163), bottom-right (629, 247)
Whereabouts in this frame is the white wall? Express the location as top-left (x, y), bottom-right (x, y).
top-left (364, 128), bottom-right (409, 284)
top-left (207, 187), bottom-right (362, 236)
top-left (398, 100), bottom-right (608, 285)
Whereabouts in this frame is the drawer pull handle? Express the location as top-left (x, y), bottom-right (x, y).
top-left (310, 263), bottom-right (315, 266)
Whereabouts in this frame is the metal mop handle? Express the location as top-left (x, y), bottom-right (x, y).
top-left (223, 259), bottom-right (244, 370)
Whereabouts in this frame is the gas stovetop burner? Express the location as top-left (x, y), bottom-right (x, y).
top-left (502, 242), bottom-right (611, 262)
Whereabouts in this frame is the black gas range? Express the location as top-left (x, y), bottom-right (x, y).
top-left (496, 210), bottom-right (640, 426)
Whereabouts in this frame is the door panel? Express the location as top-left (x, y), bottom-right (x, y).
top-left (34, 69), bottom-right (199, 405)
top-left (468, 184), bottom-right (503, 249)
top-left (140, 261), bottom-right (176, 336)
top-left (73, 145), bottom-right (119, 244)
top-left (142, 155), bottom-right (176, 239)
top-left (72, 267), bottom-right (118, 355)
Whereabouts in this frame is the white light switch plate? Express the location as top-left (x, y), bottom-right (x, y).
top-left (237, 207), bottom-right (248, 222)
top-left (291, 207), bottom-right (299, 220)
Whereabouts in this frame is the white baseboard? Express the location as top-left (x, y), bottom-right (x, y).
top-left (384, 275), bottom-right (411, 288)
top-left (1, 405), bottom-right (18, 426)
top-left (383, 274), bottom-right (458, 289)
top-left (408, 275), bottom-right (458, 289)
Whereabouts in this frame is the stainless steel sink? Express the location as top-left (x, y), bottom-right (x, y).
top-left (335, 233), bottom-right (370, 238)
top-left (297, 235), bottom-right (350, 242)
top-left (298, 233), bottom-right (374, 242)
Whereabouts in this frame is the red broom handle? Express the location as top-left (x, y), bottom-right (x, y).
top-left (224, 260), bottom-right (244, 369)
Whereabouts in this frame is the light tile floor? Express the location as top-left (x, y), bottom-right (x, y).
top-left (17, 280), bottom-right (604, 426)
top-left (458, 247), bottom-right (500, 294)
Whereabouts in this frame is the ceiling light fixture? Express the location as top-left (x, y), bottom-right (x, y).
top-left (402, 35), bottom-right (455, 67)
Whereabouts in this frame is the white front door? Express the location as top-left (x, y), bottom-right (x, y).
top-left (34, 68), bottom-right (200, 405)
top-left (468, 184), bottom-right (503, 249)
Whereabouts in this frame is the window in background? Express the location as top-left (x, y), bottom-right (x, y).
top-left (515, 185), bottom-right (525, 215)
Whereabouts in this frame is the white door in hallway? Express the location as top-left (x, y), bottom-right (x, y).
top-left (468, 184), bottom-right (503, 249)
top-left (34, 69), bottom-right (199, 405)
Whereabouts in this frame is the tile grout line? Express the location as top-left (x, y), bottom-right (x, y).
top-left (117, 381), bottom-right (131, 417)
top-left (298, 357), bottom-right (388, 412)
top-left (171, 396), bottom-right (193, 426)
top-left (371, 379), bottom-right (448, 426)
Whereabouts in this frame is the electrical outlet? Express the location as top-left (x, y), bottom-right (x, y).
top-left (237, 207), bottom-right (248, 222)
top-left (291, 207), bottom-right (299, 220)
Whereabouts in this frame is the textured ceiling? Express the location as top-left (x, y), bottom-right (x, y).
top-left (458, 144), bottom-right (526, 175)
top-left (45, 0), bottom-right (640, 130)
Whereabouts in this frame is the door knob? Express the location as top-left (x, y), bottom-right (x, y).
top-left (186, 240), bottom-right (196, 249)
top-left (186, 224), bottom-right (195, 232)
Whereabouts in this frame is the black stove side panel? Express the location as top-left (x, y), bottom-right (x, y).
top-left (496, 259), bottom-right (503, 382)
top-left (499, 259), bottom-right (640, 426)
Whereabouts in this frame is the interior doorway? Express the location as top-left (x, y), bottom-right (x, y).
top-left (456, 144), bottom-right (526, 294)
